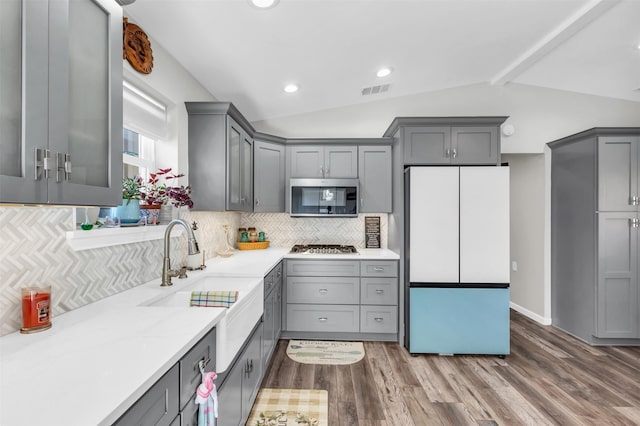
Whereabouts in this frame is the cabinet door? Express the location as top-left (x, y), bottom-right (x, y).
top-left (596, 212), bottom-right (638, 338)
top-left (113, 364), bottom-right (180, 426)
top-left (254, 141), bottom-right (285, 212)
top-left (408, 167), bottom-right (459, 283)
top-left (241, 131), bottom-right (253, 211)
top-left (227, 117), bottom-right (244, 210)
top-left (324, 146), bottom-right (358, 178)
top-left (451, 126), bottom-right (499, 165)
top-left (358, 146), bottom-right (392, 213)
top-left (274, 274), bottom-right (283, 339)
top-left (241, 323), bottom-right (263, 422)
top-left (179, 328), bottom-right (216, 410)
top-left (459, 167), bottom-right (510, 284)
top-left (403, 127), bottom-right (451, 165)
top-left (48, 0), bottom-right (122, 205)
top-left (217, 360), bottom-right (243, 426)
top-left (289, 146), bottom-right (324, 178)
top-left (598, 136), bottom-right (639, 212)
top-left (262, 289), bottom-right (275, 371)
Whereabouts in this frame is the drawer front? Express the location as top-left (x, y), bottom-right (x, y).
top-left (287, 304), bottom-right (359, 332)
top-left (264, 271), bottom-right (274, 296)
top-left (360, 260), bottom-right (398, 277)
top-left (179, 328), bottom-right (216, 410)
top-left (287, 260), bottom-right (360, 277)
top-left (360, 278), bottom-right (398, 305)
top-left (287, 276), bottom-right (360, 304)
top-left (360, 305), bottom-right (398, 333)
top-left (114, 364), bottom-right (179, 426)
top-left (264, 261), bottom-right (283, 296)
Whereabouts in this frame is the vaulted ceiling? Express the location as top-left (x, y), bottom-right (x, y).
top-left (125, 0), bottom-right (640, 122)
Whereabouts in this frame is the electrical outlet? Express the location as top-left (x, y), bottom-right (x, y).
top-left (512, 261), bottom-right (518, 272)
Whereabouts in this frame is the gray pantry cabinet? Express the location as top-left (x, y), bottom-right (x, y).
top-left (358, 145), bottom-right (392, 213)
top-left (287, 145), bottom-right (358, 178)
top-left (283, 259), bottom-right (398, 340)
top-left (0, 0), bottom-right (123, 206)
top-left (391, 117), bottom-right (507, 166)
top-left (253, 140), bottom-right (285, 212)
top-left (186, 102), bottom-right (253, 212)
top-left (549, 129), bottom-right (640, 344)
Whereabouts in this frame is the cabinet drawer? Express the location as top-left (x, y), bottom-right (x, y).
top-left (360, 260), bottom-right (398, 277)
top-left (265, 261), bottom-right (283, 296)
top-left (114, 364), bottom-right (179, 426)
top-left (287, 276), bottom-right (359, 304)
top-left (360, 306), bottom-right (398, 333)
top-left (287, 304), bottom-right (359, 332)
top-left (287, 260), bottom-right (360, 277)
top-left (360, 278), bottom-right (398, 305)
top-left (179, 328), bottom-right (216, 410)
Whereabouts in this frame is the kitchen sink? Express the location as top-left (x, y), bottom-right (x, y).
top-left (141, 275), bottom-right (264, 371)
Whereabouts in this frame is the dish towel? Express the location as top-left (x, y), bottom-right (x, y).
top-left (190, 291), bottom-right (238, 308)
top-left (195, 371), bottom-right (218, 426)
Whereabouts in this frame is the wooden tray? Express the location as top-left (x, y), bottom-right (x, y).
top-left (237, 241), bottom-right (270, 250)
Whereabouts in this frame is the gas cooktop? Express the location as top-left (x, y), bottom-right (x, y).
top-left (290, 244), bottom-right (358, 255)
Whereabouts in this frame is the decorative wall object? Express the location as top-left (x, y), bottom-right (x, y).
top-left (123, 17), bottom-right (153, 74)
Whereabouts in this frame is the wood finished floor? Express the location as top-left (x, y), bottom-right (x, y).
top-left (259, 311), bottom-right (640, 425)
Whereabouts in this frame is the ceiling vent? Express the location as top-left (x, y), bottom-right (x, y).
top-left (362, 84), bottom-right (390, 96)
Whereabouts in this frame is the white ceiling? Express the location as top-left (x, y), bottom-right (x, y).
top-left (125, 0), bottom-right (640, 123)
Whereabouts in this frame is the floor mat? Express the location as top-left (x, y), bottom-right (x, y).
top-left (246, 388), bottom-right (328, 426)
top-left (286, 340), bottom-right (365, 365)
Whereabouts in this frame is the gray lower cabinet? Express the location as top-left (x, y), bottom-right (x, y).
top-left (113, 364), bottom-right (180, 426)
top-left (0, 0), bottom-right (123, 206)
top-left (185, 103), bottom-right (254, 212)
top-left (358, 145), bottom-right (392, 213)
top-left (262, 261), bottom-right (283, 371)
top-left (254, 140), bottom-right (285, 212)
top-left (549, 128), bottom-right (640, 344)
top-left (217, 322), bottom-right (264, 426)
top-left (400, 118), bottom-right (506, 166)
top-left (284, 259), bottom-right (399, 338)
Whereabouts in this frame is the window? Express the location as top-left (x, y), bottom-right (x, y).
top-left (123, 128), bottom-right (156, 180)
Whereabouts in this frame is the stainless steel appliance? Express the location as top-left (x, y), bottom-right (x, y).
top-left (406, 166), bottom-right (510, 356)
top-left (290, 244), bottom-right (358, 254)
top-left (289, 178), bottom-right (359, 217)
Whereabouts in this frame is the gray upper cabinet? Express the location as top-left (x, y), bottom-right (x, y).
top-left (393, 117), bottom-right (506, 166)
top-left (358, 145), bottom-right (392, 213)
top-left (598, 136), bottom-right (640, 212)
top-left (288, 145), bottom-right (358, 178)
top-left (186, 103), bottom-right (254, 212)
top-left (254, 140), bottom-right (285, 212)
top-left (0, 0), bottom-right (123, 206)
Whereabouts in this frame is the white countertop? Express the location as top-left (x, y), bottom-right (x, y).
top-left (0, 246), bottom-right (398, 426)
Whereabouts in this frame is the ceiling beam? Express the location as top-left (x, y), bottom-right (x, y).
top-left (491, 0), bottom-right (620, 86)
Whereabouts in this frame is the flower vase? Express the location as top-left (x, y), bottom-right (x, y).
top-left (115, 199), bottom-right (141, 224)
top-left (159, 204), bottom-right (173, 224)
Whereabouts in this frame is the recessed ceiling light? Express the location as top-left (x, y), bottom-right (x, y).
top-left (284, 83), bottom-right (299, 93)
top-left (249, 0), bottom-right (279, 9)
top-left (376, 67), bottom-right (392, 78)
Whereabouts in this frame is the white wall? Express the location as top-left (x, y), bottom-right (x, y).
top-left (253, 82), bottom-right (640, 154)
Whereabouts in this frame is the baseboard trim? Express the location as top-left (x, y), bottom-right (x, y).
top-left (510, 302), bottom-right (551, 325)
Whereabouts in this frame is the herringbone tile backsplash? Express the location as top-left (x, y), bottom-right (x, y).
top-left (0, 207), bottom-right (386, 336)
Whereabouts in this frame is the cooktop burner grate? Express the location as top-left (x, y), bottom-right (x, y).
top-left (290, 244), bottom-right (358, 254)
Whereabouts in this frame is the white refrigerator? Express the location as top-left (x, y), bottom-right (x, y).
top-left (406, 166), bottom-right (510, 355)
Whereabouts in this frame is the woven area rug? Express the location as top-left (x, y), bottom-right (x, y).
top-left (286, 340), bottom-right (365, 365)
top-left (246, 388), bottom-right (328, 426)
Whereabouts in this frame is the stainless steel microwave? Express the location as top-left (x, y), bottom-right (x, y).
top-left (289, 178), bottom-right (359, 217)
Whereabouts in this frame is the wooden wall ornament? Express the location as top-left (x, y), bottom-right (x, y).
top-left (123, 17), bottom-right (154, 74)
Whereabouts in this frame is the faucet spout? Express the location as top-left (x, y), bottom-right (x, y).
top-left (161, 219), bottom-right (200, 286)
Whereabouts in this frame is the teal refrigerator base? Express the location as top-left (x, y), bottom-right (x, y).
top-left (408, 287), bottom-right (510, 355)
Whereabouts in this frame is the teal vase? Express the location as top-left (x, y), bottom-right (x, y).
top-left (116, 199), bottom-right (141, 224)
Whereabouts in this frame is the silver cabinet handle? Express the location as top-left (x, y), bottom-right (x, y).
top-left (452, 148), bottom-right (457, 159)
top-left (631, 196), bottom-right (640, 206)
top-left (320, 165), bottom-right (324, 177)
top-left (318, 288), bottom-right (328, 294)
top-left (630, 218), bottom-right (640, 228)
top-left (56, 152), bottom-right (71, 182)
top-left (375, 289), bottom-right (384, 294)
top-left (374, 317), bottom-right (384, 322)
top-left (318, 317), bottom-right (328, 322)
top-left (325, 167), bottom-right (330, 177)
top-left (445, 148), bottom-right (450, 158)
top-left (360, 198), bottom-right (364, 206)
top-left (255, 198), bottom-right (260, 206)
top-left (373, 267), bottom-right (384, 272)
top-left (35, 148), bottom-right (51, 180)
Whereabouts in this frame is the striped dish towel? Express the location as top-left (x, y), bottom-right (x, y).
top-left (190, 291), bottom-right (238, 308)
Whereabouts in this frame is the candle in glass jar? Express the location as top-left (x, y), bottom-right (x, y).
top-left (21, 286), bottom-right (52, 333)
